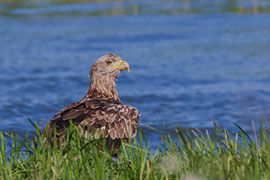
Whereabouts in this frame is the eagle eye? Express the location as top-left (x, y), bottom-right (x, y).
top-left (106, 60), bottom-right (112, 65)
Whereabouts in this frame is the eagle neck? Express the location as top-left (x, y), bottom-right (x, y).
top-left (84, 74), bottom-right (120, 101)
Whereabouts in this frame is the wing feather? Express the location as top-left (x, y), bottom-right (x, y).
top-left (81, 104), bottom-right (140, 140)
top-left (47, 99), bottom-right (140, 143)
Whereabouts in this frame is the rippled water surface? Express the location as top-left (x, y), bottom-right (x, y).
top-left (1, 0), bottom-right (270, 146)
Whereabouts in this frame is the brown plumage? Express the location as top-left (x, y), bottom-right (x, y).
top-left (46, 54), bottom-right (140, 153)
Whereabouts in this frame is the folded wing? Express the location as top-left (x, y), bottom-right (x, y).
top-left (47, 99), bottom-right (140, 144)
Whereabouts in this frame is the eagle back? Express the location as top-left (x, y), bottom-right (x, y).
top-left (48, 98), bottom-right (140, 140)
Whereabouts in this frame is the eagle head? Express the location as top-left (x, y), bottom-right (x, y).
top-left (90, 54), bottom-right (130, 80)
top-left (88, 54), bottom-right (130, 101)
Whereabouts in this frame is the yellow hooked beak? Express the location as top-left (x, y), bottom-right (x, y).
top-left (110, 60), bottom-right (130, 72)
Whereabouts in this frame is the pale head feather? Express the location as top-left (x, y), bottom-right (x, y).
top-left (84, 54), bottom-right (125, 101)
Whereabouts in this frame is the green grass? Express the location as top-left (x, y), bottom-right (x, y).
top-left (1, 121), bottom-right (270, 180)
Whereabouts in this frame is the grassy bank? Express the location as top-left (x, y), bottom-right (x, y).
top-left (1, 121), bottom-right (270, 180)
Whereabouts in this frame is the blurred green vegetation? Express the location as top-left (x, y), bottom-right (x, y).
top-left (0, 0), bottom-right (270, 17)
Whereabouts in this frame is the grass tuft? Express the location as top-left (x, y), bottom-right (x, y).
top-left (0, 121), bottom-right (270, 180)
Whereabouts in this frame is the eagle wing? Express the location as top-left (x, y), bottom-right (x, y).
top-left (47, 99), bottom-right (140, 142)
top-left (82, 103), bottom-right (140, 140)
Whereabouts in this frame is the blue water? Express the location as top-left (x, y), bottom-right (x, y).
top-left (1, 0), bottom-right (270, 147)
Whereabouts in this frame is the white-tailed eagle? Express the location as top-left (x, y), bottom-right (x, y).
top-left (46, 54), bottom-right (140, 153)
